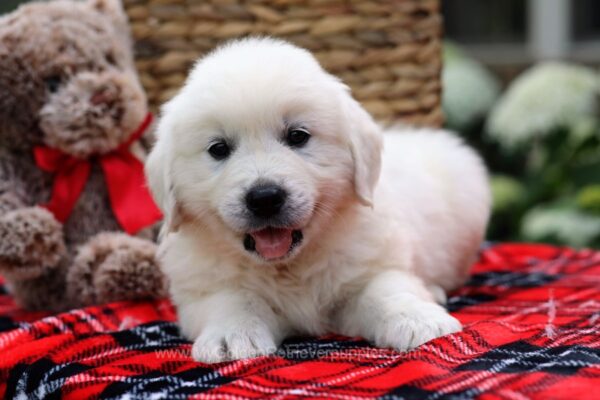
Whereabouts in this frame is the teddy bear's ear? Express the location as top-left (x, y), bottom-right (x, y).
top-left (88, 0), bottom-right (128, 30)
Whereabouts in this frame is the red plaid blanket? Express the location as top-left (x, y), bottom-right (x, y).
top-left (1, 243), bottom-right (599, 399)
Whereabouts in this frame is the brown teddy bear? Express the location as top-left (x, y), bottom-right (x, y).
top-left (0, 0), bottom-right (167, 311)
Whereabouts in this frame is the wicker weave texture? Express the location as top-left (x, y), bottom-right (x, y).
top-left (125, 0), bottom-right (442, 126)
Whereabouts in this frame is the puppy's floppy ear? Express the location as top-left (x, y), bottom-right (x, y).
top-left (341, 92), bottom-right (383, 207)
top-left (145, 118), bottom-right (180, 234)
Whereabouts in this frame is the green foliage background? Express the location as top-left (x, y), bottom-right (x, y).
top-left (443, 43), bottom-right (600, 248)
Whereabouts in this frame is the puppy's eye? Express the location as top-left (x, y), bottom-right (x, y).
top-left (286, 128), bottom-right (311, 147)
top-left (44, 76), bottom-right (62, 94)
top-left (208, 141), bottom-right (231, 160)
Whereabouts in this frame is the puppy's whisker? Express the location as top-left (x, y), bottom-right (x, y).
top-left (313, 203), bottom-right (342, 222)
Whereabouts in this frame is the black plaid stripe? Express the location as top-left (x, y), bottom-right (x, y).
top-left (100, 366), bottom-right (235, 399)
top-left (5, 359), bottom-right (91, 400)
top-left (469, 271), bottom-right (560, 287)
top-left (447, 293), bottom-right (497, 312)
top-left (0, 316), bottom-right (17, 333)
top-left (457, 340), bottom-right (600, 375)
top-left (110, 321), bottom-right (187, 351)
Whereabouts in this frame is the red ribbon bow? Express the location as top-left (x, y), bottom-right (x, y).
top-left (34, 113), bottom-right (162, 234)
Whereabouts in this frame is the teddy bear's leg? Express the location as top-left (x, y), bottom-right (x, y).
top-left (0, 206), bottom-right (67, 280)
top-left (68, 232), bottom-right (166, 306)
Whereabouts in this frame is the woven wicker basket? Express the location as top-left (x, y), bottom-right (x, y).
top-left (124, 0), bottom-right (442, 126)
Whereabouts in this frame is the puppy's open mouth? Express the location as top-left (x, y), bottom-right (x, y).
top-left (244, 228), bottom-right (303, 260)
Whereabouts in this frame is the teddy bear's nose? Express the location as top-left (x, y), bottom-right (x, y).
top-left (90, 89), bottom-right (113, 106)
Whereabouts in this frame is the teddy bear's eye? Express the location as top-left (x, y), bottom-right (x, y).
top-left (44, 76), bottom-right (62, 94)
top-left (105, 52), bottom-right (116, 65)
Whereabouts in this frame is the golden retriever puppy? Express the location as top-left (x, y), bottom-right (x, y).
top-left (146, 38), bottom-right (491, 363)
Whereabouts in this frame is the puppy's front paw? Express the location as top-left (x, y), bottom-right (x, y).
top-left (191, 318), bottom-right (278, 363)
top-left (371, 296), bottom-right (461, 352)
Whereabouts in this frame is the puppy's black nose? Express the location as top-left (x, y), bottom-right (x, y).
top-left (246, 184), bottom-right (287, 218)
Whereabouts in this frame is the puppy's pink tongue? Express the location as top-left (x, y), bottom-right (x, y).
top-left (251, 228), bottom-right (293, 260)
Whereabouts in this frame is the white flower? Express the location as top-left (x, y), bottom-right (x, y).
top-left (442, 43), bottom-right (501, 131)
top-left (487, 63), bottom-right (599, 149)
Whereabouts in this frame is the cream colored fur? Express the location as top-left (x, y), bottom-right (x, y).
top-left (146, 38), bottom-right (491, 363)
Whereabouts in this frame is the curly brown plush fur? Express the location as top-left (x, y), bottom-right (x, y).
top-left (0, 0), bottom-right (166, 311)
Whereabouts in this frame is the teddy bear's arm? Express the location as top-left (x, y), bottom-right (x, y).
top-left (0, 206), bottom-right (67, 279)
top-left (0, 151), bottom-right (40, 214)
top-left (0, 167), bottom-right (67, 280)
top-left (0, 179), bottom-right (27, 215)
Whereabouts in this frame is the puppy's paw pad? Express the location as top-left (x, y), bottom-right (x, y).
top-left (374, 299), bottom-right (461, 352)
top-left (191, 320), bottom-right (277, 363)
